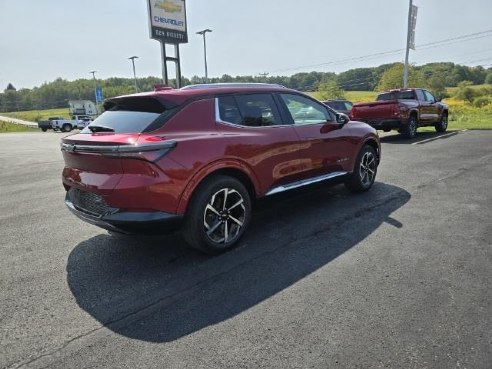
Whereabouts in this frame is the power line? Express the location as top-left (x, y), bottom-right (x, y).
top-left (268, 29), bottom-right (492, 75)
top-left (416, 29), bottom-right (492, 49)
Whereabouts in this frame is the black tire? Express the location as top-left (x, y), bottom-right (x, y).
top-left (401, 115), bottom-right (417, 139)
top-left (41, 128), bottom-right (47, 132)
top-left (435, 112), bottom-right (448, 133)
top-left (345, 145), bottom-right (378, 193)
top-left (182, 175), bottom-right (251, 255)
top-left (61, 124), bottom-right (72, 132)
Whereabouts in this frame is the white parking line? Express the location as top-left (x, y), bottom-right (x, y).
top-left (412, 130), bottom-right (467, 145)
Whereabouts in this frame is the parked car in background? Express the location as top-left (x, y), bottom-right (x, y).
top-left (50, 115), bottom-right (94, 132)
top-left (51, 118), bottom-right (80, 132)
top-left (61, 83), bottom-right (380, 254)
top-left (37, 116), bottom-right (65, 132)
top-left (323, 99), bottom-right (353, 115)
top-left (350, 88), bottom-right (449, 138)
top-left (73, 115), bottom-right (93, 129)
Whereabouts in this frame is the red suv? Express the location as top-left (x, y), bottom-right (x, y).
top-left (62, 84), bottom-right (380, 254)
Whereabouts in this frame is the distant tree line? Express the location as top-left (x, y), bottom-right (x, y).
top-left (1, 62), bottom-right (491, 112)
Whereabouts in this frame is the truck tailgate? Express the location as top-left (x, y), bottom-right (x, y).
top-left (351, 100), bottom-right (398, 120)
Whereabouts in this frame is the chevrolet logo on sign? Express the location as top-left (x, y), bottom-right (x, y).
top-left (155, 0), bottom-right (182, 13)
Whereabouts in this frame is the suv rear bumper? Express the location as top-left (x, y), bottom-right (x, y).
top-left (65, 193), bottom-right (183, 234)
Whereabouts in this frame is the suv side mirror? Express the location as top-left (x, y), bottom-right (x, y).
top-left (336, 113), bottom-right (350, 125)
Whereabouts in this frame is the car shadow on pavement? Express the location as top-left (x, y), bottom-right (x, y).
top-left (66, 182), bottom-right (410, 343)
top-left (380, 130), bottom-right (459, 145)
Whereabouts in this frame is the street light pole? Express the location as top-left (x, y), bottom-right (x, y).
top-left (89, 70), bottom-right (98, 114)
top-left (128, 56), bottom-right (139, 92)
top-left (90, 70), bottom-right (97, 91)
top-left (196, 29), bottom-right (212, 83)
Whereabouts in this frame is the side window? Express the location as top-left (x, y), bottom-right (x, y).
top-left (416, 89), bottom-right (426, 102)
top-left (218, 94), bottom-right (282, 127)
top-left (280, 94), bottom-right (334, 125)
top-left (423, 91), bottom-right (436, 103)
top-left (218, 96), bottom-right (242, 125)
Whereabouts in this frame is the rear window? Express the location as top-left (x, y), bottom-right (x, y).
top-left (81, 96), bottom-right (173, 134)
top-left (326, 101), bottom-right (353, 111)
top-left (377, 91), bottom-right (415, 101)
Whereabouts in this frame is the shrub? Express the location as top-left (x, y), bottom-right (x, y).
top-left (454, 81), bottom-right (476, 103)
top-left (473, 96), bottom-right (492, 108)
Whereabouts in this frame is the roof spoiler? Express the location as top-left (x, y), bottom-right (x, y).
top-left (154, 84), bottom-right (173, 91)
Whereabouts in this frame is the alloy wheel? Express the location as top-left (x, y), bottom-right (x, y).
top-left (360, 151), bottom-right (376, 187)
top-left (203, 188), bottom-right (246, 244)
top-left (441, 115), bottom-right (448, 130)
top-left (409, 119), bottom-right (417, 137)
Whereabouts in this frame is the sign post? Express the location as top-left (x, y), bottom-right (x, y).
top-left (403, 0), bottom-right (418, 88)
top-left (147, 0), bottom-right (188, 88)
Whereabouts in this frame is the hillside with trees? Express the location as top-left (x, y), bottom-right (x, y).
top-left (0, 62), bottom-right (490, 113)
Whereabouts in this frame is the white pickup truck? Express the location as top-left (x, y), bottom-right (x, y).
top-left (51, 115), bottom-right (93, 132)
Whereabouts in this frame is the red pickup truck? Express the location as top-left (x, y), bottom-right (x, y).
top-left (350, 88), bottom-right (449, 138)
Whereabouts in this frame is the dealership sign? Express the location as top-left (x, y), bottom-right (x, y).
top-left (148, 0), bottom-right (188, 44)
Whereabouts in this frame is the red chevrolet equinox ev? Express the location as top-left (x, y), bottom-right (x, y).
top-left (61, 83), bottom-right (380, 254)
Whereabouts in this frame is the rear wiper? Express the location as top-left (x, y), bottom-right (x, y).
top-left (88, 125), bottom-right (115, 133)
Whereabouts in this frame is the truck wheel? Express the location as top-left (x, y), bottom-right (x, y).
top-left (345, 145), bottom-right (378, 193)
top-left (62, 124), bottom-right (72, 132)
top-left (401, 115), bottom-right (417, 139)
top-left (182, 175), bottom-right (251, 255)
top-left (435, 113), bottom-right (448, 133)
top-left (41, 128), bottom-right (47, 132)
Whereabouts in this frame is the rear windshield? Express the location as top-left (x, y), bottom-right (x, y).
top-left (326, 101), bottom-right (353, 111)
top-left (81, 96), bottom-right (172, 134)
top-left (377, 91), bottom-right (415, 101)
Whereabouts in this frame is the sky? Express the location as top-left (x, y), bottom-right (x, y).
top-left (0, 0), bottom-right (491, 90)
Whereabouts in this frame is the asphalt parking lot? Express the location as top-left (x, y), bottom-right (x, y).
top-left (1, 129), bottom-right (491, 368)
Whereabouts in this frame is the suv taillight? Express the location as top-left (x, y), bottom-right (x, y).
top-left (61, 140), bottom-right (177, 162)
top-left (105, 141), bottom-right (177, 162)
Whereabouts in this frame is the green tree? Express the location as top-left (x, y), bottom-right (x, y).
top-left (427, 74), bottom-right (448, 100)
top-left (375, 63), bottom-right (425, 91)
top-left (317, 80), bottom-right (345, 100)
top-left (1, 90), bottom-right (20, 112)
top-left (485, 72), bottom-right (492, 85)
top-left (337, 68), bottom-right (376, 91)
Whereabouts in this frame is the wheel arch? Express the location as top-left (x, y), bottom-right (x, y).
top-left (176, 161), bottom-right (260, 215)
top-left (409, 109), bottom-right (419, 120)
top-left (361, 136), bottom-right (381, 165)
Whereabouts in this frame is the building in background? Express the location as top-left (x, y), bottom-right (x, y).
top-left (68, 100), bottom-right (97, 116)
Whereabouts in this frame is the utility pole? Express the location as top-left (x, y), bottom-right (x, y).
top-left (404, 0), bottom-right (418, 88)
top-left (128, 56), bottom-right (139, 92)
top-left (196, 29), bottom-right (212, 83)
